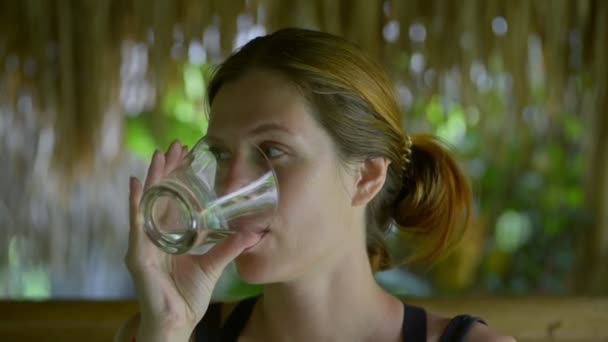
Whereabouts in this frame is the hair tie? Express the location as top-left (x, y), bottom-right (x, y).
top-left (401, 135), bottom-right (413, 175)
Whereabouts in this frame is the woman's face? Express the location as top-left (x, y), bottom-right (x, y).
top-left (207, 69), bottom-right (362, 284)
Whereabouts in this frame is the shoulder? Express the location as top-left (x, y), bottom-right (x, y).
top-left (425, 311), bottom-right (516, 342)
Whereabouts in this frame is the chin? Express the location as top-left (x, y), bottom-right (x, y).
top-left (233, 232), bottom-right (278, 284)
top-left (234, 255), bottom-right (276, 284)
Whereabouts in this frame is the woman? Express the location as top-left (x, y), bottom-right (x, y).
top-left (117, 28), bottom-right (514, 341)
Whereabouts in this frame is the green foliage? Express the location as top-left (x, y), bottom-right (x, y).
top-left (404, 50), bottom-right (588, 295)
top-left (125, 63), bottom-right (209, 159)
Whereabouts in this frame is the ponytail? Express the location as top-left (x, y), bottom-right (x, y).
top-left (391, 134), bottom-right (472, 266)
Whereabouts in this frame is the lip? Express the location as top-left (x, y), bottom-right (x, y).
top-left (230, 223), bottom-right (270, 234)
top-left (242, 229), bottom-right (269, 252)
top-left (229, 216), bottom-right (271, 234)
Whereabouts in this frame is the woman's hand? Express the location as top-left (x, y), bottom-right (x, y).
top-left (126, 141), bottom-right (261, 341)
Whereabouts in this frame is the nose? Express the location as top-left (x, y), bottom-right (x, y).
top-left (216, 152), bottom-right (259, 195)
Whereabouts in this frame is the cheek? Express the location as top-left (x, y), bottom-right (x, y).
top-left (278, 160), bottom-right (347, 224)
top-left (275, 160), bottom-right (353, 254)
top-left (237, 166), bottom-right (338, 283)
top-left (237, 157), bottom-right (355, 283)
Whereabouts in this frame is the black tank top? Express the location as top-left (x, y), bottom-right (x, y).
top-left (195, 296), bottom-right (486, 341)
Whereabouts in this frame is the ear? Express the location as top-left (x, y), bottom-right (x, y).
top-left (351, 157), bottom-right (391, 207)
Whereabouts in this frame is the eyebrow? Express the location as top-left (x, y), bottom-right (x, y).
top-left (248, 123), bottom-right (292, 135)
top-left (204, 122), bottom-right (292, 142)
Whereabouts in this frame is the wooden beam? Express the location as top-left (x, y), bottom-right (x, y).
top-left (0, 297), bottom-right (606, 341)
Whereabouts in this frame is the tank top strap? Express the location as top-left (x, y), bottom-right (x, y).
top-left (439, 314), bottom-right (486, 342)
top-left (194, 302), bottom-right (222, 342)
top-left (194, 296), bottom-right (259, 342)
top-left (402, 303), bottom-right (427, 341)
top-left (219, 296), bottom-right (259, 341)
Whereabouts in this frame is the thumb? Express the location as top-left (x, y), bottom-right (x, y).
top-left (196, 232), bottom-right (261, 282)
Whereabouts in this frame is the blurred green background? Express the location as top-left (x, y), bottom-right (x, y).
top-left (1, 0), bottom-right (606, 300)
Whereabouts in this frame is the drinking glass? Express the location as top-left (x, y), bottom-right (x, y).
top-left (139, 139), bottom-right (279, 254)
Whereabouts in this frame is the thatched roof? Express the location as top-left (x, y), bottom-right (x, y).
top-left (1, 0), bottom-right (605, 178)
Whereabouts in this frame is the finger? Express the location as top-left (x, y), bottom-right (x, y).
top-left (144, 150), bottom-right (165, 190)
top-left (181, 145), bottom-right (189, 159)
top-left (127, 176), bottom-right (165, 269)
top-left (178, 145), bottom-right (190, 168)
top-left (196, 232), bottom-right (261, 282)
top-left (128, 176), bottom-right (144, 243)
top-left (164, 140), bottom-right (184, 175)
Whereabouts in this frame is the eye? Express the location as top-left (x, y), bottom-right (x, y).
top-left (261, 145), bottom-right (286, 159)
top-left (209, 146), bottom-right (231, 161)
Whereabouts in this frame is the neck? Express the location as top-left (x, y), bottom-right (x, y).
top-left (248, 240), bottom-right (403, 342)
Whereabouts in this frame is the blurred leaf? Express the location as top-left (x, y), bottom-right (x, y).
top-left (124, 116), bottom-right (157, 159)
top-left (159, 115), bottom-right (206, 148)
top-left (125, 113), bottom-right (206, 158)
top-left (566, 187), bottom-right (584, 208)
top-left (548, 143), bottom-right (565, 167)
top-left (564, 115), bottom-right (583, 142)
top-left (184, 64), bottom-right (206, 100)
top-left (22, 268), bottom-right (50, 299)
top-left (495, 210), bottom-right (532, 252)
top-left (437, 106), bottom-right (467, 146)
top-left (544, 216), bottom-right (564, 236)
top-left (425, 96), bottom-right (443, 126)
top-left (484, 249), bottom-right (510, 276)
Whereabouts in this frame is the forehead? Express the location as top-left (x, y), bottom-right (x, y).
top-left (208, 70), bottom-right (312, 134)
